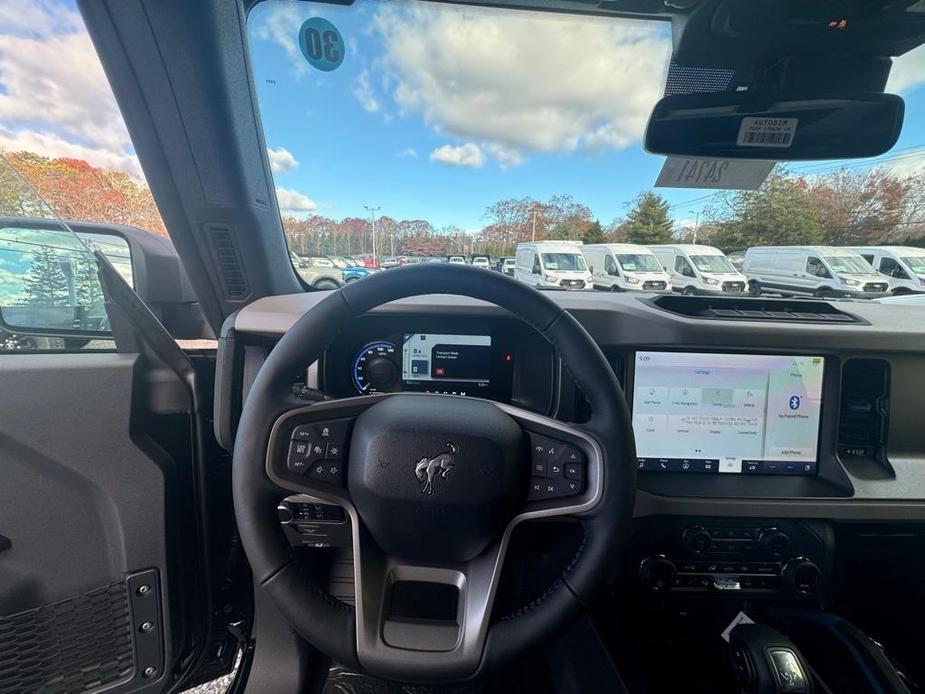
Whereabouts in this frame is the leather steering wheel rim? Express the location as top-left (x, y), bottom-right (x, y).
top-left (232, 264), bottom-right (636, 681)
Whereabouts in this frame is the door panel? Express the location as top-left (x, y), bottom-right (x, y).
top-left (0, 353), bottom-right (188, 694)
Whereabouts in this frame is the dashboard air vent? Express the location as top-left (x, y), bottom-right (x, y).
top-left (650, 296), bottom-right (861, 324)
top-left (207, 224), bottom-right (249, 299)
top-left (838, 359), bottom-right (890, 461)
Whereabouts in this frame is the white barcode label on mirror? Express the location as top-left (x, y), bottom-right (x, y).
top-left (737, 117), bottom-right (798, 148)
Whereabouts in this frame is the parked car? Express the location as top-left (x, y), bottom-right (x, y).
top-left (342, 266), bottom-right (371, 283)
top-left (850, 246), bottom-right (925, 294)
top-left (743, 246), bottom-right (891, 299)
top-left (289, 250), bottom-right (306, 268)
top-left (649, 244), bottom-right (748, 295)
top-left (447, 255), bottom-right (466, 264)
top-left (292, 256), bottom-right (344, 289)
top-left (380, 256), bottom-right (400, 269)
top-left (471, 255), bottom-right (491, 269)
top-left (514, 241), bottom-right (592, 290)
top-left (583, 243), bottom-right (671, 292)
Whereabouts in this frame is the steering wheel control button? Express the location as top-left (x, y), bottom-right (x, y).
top-left (309, 460), bottom-right (346, 486)
top-left (287, 441), bottom-right (312, 473)
top-left (292, 425), bottom-right (314, 441)
top-left (564, 462), bottom-right (583, 480)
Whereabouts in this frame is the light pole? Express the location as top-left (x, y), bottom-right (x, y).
top-left (689, 209), bottom-right (701, 244)
top-left (531, 207), bottom-right (538, 242)
top-left (364, 205), bottom-right (381, 267)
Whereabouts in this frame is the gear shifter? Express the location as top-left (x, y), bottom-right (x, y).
top-left (729, 624), bottom-right (814, 694)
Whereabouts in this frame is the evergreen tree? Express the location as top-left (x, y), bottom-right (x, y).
top-left (622, 193), bottom-right (673, 244)
top-left (581, 219), bottom-right (606, 244)
top-left (22, 245), bottom-right (70, 306)
top-left (73, 254), bottom-right (104, 308)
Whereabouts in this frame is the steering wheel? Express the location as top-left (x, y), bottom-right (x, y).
top-left (232, 264), bottom-right (636, 682)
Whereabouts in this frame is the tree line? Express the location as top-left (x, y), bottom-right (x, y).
top-left (3, 151), bottom-right (924, 258)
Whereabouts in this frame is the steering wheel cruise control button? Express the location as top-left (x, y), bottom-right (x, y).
top-left (308, 460), bottom-right (345, 486)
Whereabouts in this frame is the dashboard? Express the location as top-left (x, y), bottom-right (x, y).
top-left (219, 291), bottom-right (925, 520)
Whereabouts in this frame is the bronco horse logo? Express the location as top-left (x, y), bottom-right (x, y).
top-left (414, 443), bottom-right (457, 495)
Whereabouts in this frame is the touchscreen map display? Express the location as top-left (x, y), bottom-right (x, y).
top-left (632, 352), bottom-right (824, 475)
top-left (402, 334), bottom-right (492, 386)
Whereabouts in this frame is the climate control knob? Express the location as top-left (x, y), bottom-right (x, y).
top-left (784, 558), bottom-right (822, 595)
top-left (640, 555), bottom-right (676, 592)
top-left (758, 527), bottom-right (791, 557)
top-left (682, 526), bottom-right (713, 554)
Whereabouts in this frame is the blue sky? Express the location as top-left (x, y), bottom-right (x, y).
top-left (246, 0), bottom-right (925, 230)
top-left (1, 0), bottom-right (925, 234)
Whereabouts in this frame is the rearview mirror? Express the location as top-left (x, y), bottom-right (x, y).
top-left (645, 92), bottom-right (904, 161)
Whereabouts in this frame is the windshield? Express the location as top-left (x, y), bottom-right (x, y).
top-left (690, 255), bottom-right (736, 274)
top-left (617, 254), bottom-right (662, 272)
top-left (901, 256), bottom-right (925, 274)
top-left (542, 253), bottom-right (587, 272)
top-left (825, 256), bottom-right (877, 275)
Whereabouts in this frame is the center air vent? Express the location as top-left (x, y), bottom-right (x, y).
top-left (650, 295), bottom-right (861, 324)
top-left (838, 359), bottom-right (890, 462)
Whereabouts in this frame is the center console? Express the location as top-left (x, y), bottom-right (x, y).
top-left (633, 517), bottom-right (833, 597)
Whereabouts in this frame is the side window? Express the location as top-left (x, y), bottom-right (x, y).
top-left (879, 257), bottom-right (906, 278)
top-left (604, 255), bottom-right (618, 275)
top-left (532, 254), bottom-right (541, 274)
top-left (806, 257), bottom-right (831, 278)
top-left (0, 8), bottom-right (168, 353)
top-left (861, 254), bottom-right (875, 265)
top-left (675, 256), bottom-right (694, 277)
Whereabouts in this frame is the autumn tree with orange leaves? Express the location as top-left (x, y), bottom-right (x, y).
top-left (0, 151), bottom-right (167, 236)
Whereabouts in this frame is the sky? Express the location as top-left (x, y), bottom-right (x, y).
top-left (2, 0), bottom-right (925, 233)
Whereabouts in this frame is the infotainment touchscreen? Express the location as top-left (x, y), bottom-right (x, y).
top-left (632, 352), bottom-right (824, 475)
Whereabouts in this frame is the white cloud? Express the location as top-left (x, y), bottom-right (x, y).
top-left (266, 145), bottom-right (298, 174)
top-left (888, 44), bottom-right (925, 95)
top-left (398, 148), bottom-right (418, 158)
top-left (353, 70), bottom-right (381, 113)
top-left (276, 186), bottom-right (317, 211)
top-left (429, 143), bottom-right (486, 168)
top-left (485, 143), bottom-right (525, 168)
top-left (885, 151), bottom-right (925, 178)
top-left (372, 5), bottom-right (671, 156)
top-left (252, 3), bottom-right (309, 79)
top-left (0, 0), bottom-right (140, 176)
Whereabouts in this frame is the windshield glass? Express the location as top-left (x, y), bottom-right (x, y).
top-left (542, 253), bottom-right (587, 271)
top-left (690, 255), bottom-right (736, 274)
top-left (617, 254), bottom-right (661, 272)
top-left (246, 0), bottom-right (925, 295)
top-left (901, 256), bottom-right (925, 274)
top-left (825, 256), bottom-right (876, 274)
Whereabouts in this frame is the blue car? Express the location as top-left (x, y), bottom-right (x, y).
top-left (343, 266), bottom-right (371, 282)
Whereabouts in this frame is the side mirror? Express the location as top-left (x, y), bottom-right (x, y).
top-left (0, 224), bottom-right (131, 338)
top-left (645, 91), bottom-right (904, 160)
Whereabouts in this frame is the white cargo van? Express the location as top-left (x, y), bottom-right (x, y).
top-left (514, 241), bottom-right (592, 290)
top-left (649, 244), bottom-right (748, 295)
top-left (850, 246), bottom-right (925, 294)
top-left (583, 243), bottom-right (671, 292)
top-left (743, 246), bottom-right (891, 298)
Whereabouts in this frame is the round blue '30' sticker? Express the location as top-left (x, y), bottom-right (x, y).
top-left (299, 18), bottom-right (344, 72)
